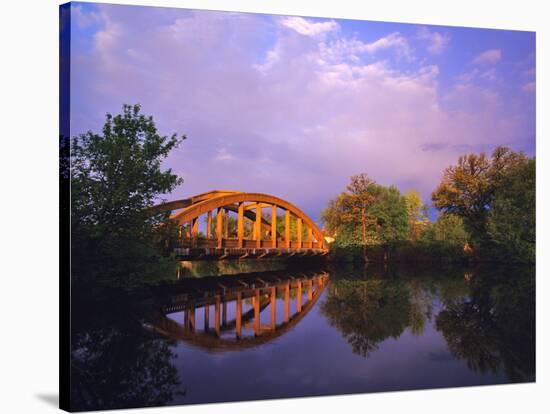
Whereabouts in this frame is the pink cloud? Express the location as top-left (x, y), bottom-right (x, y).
top-left (522, 82), bottom-right (535, 93)
top-left (417, 26), bottom-right (449, 55)
top-left (473, 48), bottom-right (502, 65)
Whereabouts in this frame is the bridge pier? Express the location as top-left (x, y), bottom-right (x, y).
top-left (271, 205), bottom-right (277, 248)
top-left (297, 218), bottom-right (302, 248)
top-left (255, 204), bottom-right (262, 248)
top-left (206, 211), bottom-right (212, 239)
top-left (285, 210), bottom-right (290, 248)
top-left (216, 208), bottom-right (223, 248)
top-left (237, 202), bottom-right (244, 248)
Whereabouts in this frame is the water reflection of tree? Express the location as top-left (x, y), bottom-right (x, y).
top-left (409, 279), bottom-right (433, 336)
top-left (321, 279), bottom-right (413, 356)
top-left (435, 267), bottom-right (535, 382)
top-left (70, 287), bottom-right (184, 411)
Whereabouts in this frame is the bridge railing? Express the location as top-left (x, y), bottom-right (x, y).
top-left (173, 237), bottom-right (325, 250)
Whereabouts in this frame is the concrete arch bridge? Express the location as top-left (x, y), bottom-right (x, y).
top-left (151, 190), bottom-right (328, 260)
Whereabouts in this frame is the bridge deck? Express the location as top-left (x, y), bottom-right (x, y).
top-left (173, 246), bottom-right (328, 260)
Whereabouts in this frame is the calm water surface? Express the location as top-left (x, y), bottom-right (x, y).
top-left (70, 264), bottom-right (535, 411)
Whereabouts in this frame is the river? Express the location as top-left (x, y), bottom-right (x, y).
top-left (69, 263), bottom-right (535, 411)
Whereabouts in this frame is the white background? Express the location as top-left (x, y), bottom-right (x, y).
top-left (0, 0), bottom-right (548, 413)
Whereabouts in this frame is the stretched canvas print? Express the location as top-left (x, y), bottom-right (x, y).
top-left (59, 2), bottom-right (536, 411)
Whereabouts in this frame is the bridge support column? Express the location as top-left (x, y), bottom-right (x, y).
top-left (236, 292), bottom-right (242, 339)
top-left (255, 204), bottom-right (262, 248)
top-left (307, 227), bottom-right (313, 249)
top-left (191, 217), bottom-right (198, 247)
top-left (297, 218), bottom-right (302, 248)
top-left (222, 301), bottom-right (227, 326)
top-left (308, 279), bottom-right (313, 300)
top-left (206, 211), bottom-right (212, 239)
top-left (216, 208), bottom-right (223, 248)
top-left (285, 210), bottom-right (290, 248)
top-left (237, 202), bottom-right (244, 248)
top-left (224, 209), bottom-right (229, 238)
top-left (271, 205), bottom-right (277, 248)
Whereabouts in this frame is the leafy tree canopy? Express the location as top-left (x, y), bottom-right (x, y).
top-left (70, 104), bottom-right (186, 286)
top-left (431, 146), bottom-right (528, 238)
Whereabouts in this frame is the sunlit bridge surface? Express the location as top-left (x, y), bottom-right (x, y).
top-left (151, 190), bottom-right (329, 259)
top-left (70, 265), bottom-right (535, 410)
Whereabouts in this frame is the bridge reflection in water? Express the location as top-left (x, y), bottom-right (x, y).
top-left (146, 271), bottom-right (329, 351)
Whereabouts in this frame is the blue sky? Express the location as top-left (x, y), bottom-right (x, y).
top-left (68, 2), bottom-right (535, 223)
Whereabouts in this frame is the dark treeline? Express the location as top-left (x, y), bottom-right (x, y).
top-left (322, 146), bottom-right (535, 264)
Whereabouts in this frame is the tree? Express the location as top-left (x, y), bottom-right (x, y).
top-left (71, 104), bottom-right (186, 286)
top-left (322, 174), bottom-right (409, 261)
top-left (423, 214), bottom-right (470, 246)
top-left (404, 190), bottom-right (429, 240)
top-left (322, 174), bottom-right (378, 260)
top-left (368, 185), bottom-right (410, 245)
top-left (432, 146), bottom-right (528, 242)
top-left (487, 159), bottom-right (535, 262)
top-left (347, 174), bottom-right (376, 252)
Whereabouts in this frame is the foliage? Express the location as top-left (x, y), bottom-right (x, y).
top-left (487, 159), bottom-right (535, 263)
top-left (404, 190), bottom-right (429, 241)
top-left (322, 174), bottom-right (409, 260)
top-left (70, 104), bottom-right (186, 286)
top-left (431, 146), bottom-right (528, 239)
top-left (422, 214), bottom-right (470, 246)
top-left (431, 146), bottom-right (534, 263)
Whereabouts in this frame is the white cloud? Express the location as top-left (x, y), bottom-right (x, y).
top-left (318, 32), bottom-right (413, 64)
top-left (280, 16), bottom-right (339, 37)
top-left (417, 26), bottom-right (449, 54)
top-left (473, 48), bottom-right (502, 65)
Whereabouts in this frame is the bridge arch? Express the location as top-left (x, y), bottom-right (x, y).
top-left (152, 190), bottom-right (326, 251)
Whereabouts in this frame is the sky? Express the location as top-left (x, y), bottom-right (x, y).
top-left (69, 2), bottom-right (536, 223)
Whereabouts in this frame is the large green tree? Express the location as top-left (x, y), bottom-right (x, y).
top-left (71, 104), bottom-right (186, 285)
top-left (322, 174), bottom-right (409, 260)
top-left (432, 146), bottom-right (528, 242)
top-left (487, 159), bottom-right (535, 262)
